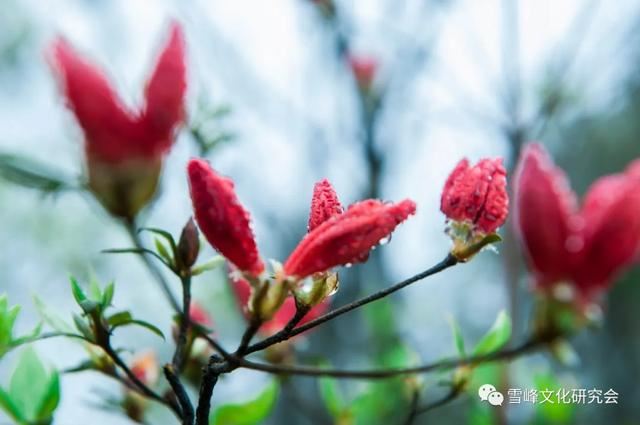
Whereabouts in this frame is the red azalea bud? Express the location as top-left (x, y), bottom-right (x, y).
top-left (187, 159), bottom-right (264, 277)
top-left (189, 301), bottom-right (213, 328)
top-left (129, 351), bottom-right (158, 387)
top-left (284, 199), bottom-right (416, 279)
top-left (49, 22), bottom-right (186, 218)
top-left (177, 217), bottom-right (200, 270)
top-left (514, 144), bottom-right (580, 288)
top-left (347, 55), bottom-right (378, 90)
top-left (308, 179), bottom-right (343, 232)
top-left (441, 157), bottom-right (509, 234)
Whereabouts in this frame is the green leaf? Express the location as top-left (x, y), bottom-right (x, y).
top-left (140, 227), bottom-right (177, 254)
top-left (155, 238), bottom-right (174, 265)
top-left (319, 377), bottom-right (344, 418)
top-left (0, 387), bottom-right (24, 423)
top-left (191, 256), bottom-right (225, 276)
top-left (0, 153), bottom-right (77, 193)
top-left (79, 299), bottom-right (100, 314)
top-left (88, 277), bottom-right (102, 302)
top-left (102, 282), bottom-right (115, 309)
top-left (33, 295), bottom-right (74, 333)
top-left (0, 295), bottom-right (19, 357)
top-left (9, 348), bottom-right (56, 422)
top-left (73, 314), bottom-right (94, 341)
top-left (448, 315), bottom-right (467, 357)
top-left (111, 318), bottom-right (164, 340)
top-left (69, 277), bottom-right (87, 305)
top-left (35, 370), bottom-right (60, 421)
top-left (473, 310), bottom-right (511, 356)
top-left (533, 373), bottom-right (576, 424)
top-left (211, 380), bottom-right (279, 425)
top-left (107, 311), bottom-right (132, 327)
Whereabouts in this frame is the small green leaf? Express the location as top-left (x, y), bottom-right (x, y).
top-left (319, 377), bottom-right (344, 418)
top-left (88, 277), bottom-right (102, 302)
top-left (211, 380), bottom-right (279, 425)
top-left (533, 372), bottom-right (576, 424)
top-left (79, 299), bottom-right (100, 314)
top-left (111, 318), bottom-right (164, 340)
top-left (35, 370), bottom-right (60, 421)
top-left (107, 311), bottom-right (132, 327)
top-left (155, 238), bottom-right (174, 265)
top-left (140, 227), bottom-right (177, 254)
top-left (102, 282), bottom-right (115, 309)
top-left (473, 311), bottom-right (511, 356)
top-left (69, 277), bottom-right (87, 305)
top-left (73, 314), bottom-right (94, 341)
top-left (0, 386), bottom-right (24, 422)
top-left (191, 256), bottom-right (225, 276)
top-left (448, 315), bottom-right (467, 357)
top-left (9, 348), bottom-right (54, 422)
top-left (33, 295), bottom-right (74, 333)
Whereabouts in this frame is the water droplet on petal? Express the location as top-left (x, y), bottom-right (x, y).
top-left (565, 235), bottom-right (584, 253)
top-left (379, 235), bottom-right (392, 246)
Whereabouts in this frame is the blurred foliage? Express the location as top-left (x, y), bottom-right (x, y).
top-left (210, 380), bottom-right (279, 425)
top-left (0, 347), bottom-right (60, 425)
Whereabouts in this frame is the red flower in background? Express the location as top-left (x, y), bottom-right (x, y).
top-left (441, 157), bottom-right (509, 234)
top-left (187, 159), bottom-right (264, 277)
top-left (129, 351), bottom-right (159, 387)
top-left (51, 22), bottom-right (185, 164)
top-left (347, 55), bottom-right (378, 90)
top-left (189, 302), bottom-right (213, 328)
top-left (50, 22), bottom-right (186, 218)
top-left (284, 199), bottom-right (416, 279)
top-left (515, 143), bottom-right (640, 301)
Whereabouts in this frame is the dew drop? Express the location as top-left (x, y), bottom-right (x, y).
top-left (565, 235), bottom-right (584, 253)
top-left (379, 235), bottom-right (392, 246)
top-left (344, 262), bottom-right (353, 268)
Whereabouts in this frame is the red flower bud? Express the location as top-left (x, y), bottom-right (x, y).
top-left (129, 351), bottom-right (158, 387)
top-left (187, 159), bottom-right (264, 277)
top-left (514, 144), bottom-right (580, 288)
top-left (308, 179), bottom-right (343, 232)
top-left (441, 157), bottom-right (509, 234)
top-left (515, 143), bottom-right (640, 300)
top-left (284, 199), bottom-right (416, 279)
top-left (347, 55), bottom-right (378, 89)
top-left (229, 273), bottom-right (328, 336)
top-left (50, 22), bottom-right (186, 218)
top-left (189, 302), bottom-right (213, 328)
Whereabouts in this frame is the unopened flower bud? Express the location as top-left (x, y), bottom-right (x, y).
top-left (177, 217), bottom-right (200, 270)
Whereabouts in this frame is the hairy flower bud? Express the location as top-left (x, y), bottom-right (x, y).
top-left (187, 159), bottom-right (264, 277)
top-left (49, 22), bottom-right (186, 219)
top-left (308, 179), bottom-right (343, 232)
top-left (284, 199), bottom-right (416, 279)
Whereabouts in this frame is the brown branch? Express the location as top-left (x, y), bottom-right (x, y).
top-left (244, 254), bottom-right (458, 355)
top-left (164, 365), bottom-right (194, 425)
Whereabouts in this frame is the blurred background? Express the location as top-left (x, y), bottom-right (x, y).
top-left (1, 0), bottom-right (639, 424)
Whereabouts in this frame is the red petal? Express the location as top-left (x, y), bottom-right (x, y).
top-left (189, 302), bottom-right (213, 328)
top-left (141, 21), bottom-right (186, 154)
top-left (49, 38), bottom-right (137, 163)
top-left (284, 199), bottom-right (416, 278)
top-left (188, 159), bottom-right (264, 276)
top-left (308, 179), bottom-right (343, 232)
top-left (573, 171), bottom-right (640, 294)
top-left (513, 143), bottom-right (580, 288)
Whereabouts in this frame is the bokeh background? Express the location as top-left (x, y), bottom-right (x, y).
top-left (1, 0), bottom-right (639, 424)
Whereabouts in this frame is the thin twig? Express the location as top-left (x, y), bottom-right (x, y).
top-left (164, 365), bottom-right (194, 425)
top-left (124, 220), bottom-right (181, 312)
top-left (234, 335), bottom-right (550, 379)
top-left (404, 389), bottom-right (421, 425)
top-left (413, 387), bottom-right (461, 416)
top-left (173, 274), bottom-right (192, 371)
top-left (244, 254), bottom-right (458, 354)
top-left (102, 343), bottom-right (182, 418)
top-left (236, 318), bottom-right (262, 356)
